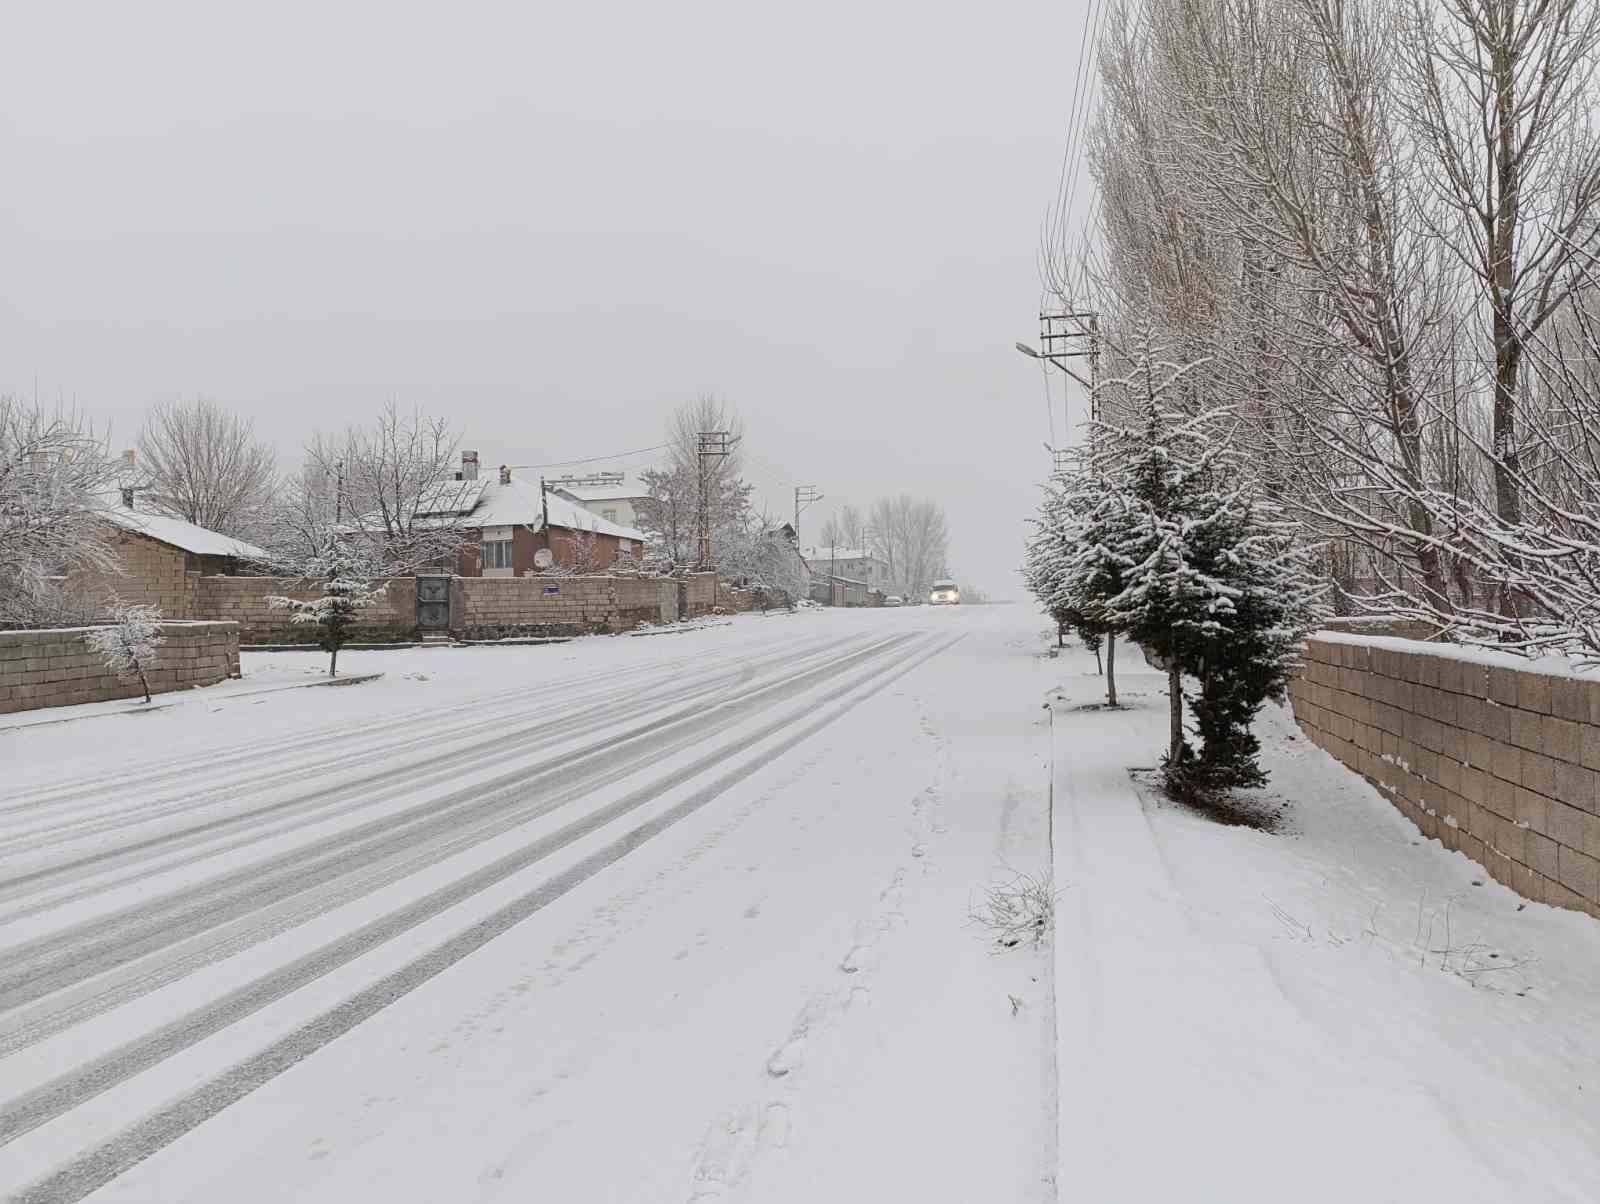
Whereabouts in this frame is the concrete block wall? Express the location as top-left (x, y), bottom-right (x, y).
top-left (194, 577), bottom-right (416, 644)
top-left (0, 621), bottom-right (240, 714)
top-left (682, 572), bottom-right (717, 617)
top-left (191, 574), bottom-right (685, 644)
top-left (453, 576), bottom-right (679, 639)
top-left (69, 530), bottom-right (199, 618)
top-left (1288, 634), bottom-right (1600, 920)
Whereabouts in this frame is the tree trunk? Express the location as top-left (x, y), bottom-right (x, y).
top-left (329, 644), bottom-right (339, 678)
top-left (1106, 634), bottom-right (1118, 708)
top-left (137, 666), bottom-right (152, 704)
top-left (1168, 662), bottom-right (1184, 765)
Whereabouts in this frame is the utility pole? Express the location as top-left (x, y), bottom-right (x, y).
top-left (793, 484), bottom-right (824, 603)
top-left (696, 431), bottom-right (731, 567)
top-left (793, 485), bottom-right (822, 539)
top-left (1017, 307), bottom-right (1101, 453)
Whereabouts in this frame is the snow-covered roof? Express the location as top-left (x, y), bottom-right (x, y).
top-left (102, 507), bottom-right (269, 560)
top-left (549, 476), bottom-right (649, 503)
top-left (412, 477), bottom-right (490, 518)
top-left (464, 475), bottom-right (649, 541)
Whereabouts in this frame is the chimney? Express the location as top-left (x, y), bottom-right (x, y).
top-left (122, 448), bottom-right (136, 469)
top-left (499, 464), bottom-right (511, 486)
top-left (460, 450), bottom-right (479, 481)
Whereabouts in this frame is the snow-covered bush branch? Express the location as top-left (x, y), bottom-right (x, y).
top-left (85, 603), bottom-right (165, 704)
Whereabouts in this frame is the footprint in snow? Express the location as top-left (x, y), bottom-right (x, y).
top-left (760, 1103), bottom-right (792, 1149)
top-left (766, 1036), bottom-right (807, 1077)
top-left (840, 945), bottom-right (873, 974)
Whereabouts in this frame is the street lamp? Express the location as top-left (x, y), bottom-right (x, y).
top-left (1015, 340), bottom-right (1091, 390)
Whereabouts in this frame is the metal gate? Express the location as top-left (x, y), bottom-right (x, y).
top-left (416, 575), bottom-right (451, 629)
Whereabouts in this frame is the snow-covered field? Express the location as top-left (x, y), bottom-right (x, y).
top-left (1050, 646), bottom-right (1600, 1203)
top-left (1, 606), bottom-right (1056, 1203)
top-left (7, 605), bottom-right (1599, 1202)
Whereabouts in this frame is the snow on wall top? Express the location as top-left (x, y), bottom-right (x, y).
top-left (1308, 629), bottom-right (1599, 680)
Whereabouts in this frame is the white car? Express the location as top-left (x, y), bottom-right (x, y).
top-left (928, 580), bottom-right (960, 605)
top-left (883, 595), bottom-right (904, 607)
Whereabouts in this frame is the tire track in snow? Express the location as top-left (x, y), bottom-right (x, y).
top-left (0, 633), bottom-right (914, 1032)
top-left (0, 631), bottom-right (870, 912)
top-left (5, 633), bottom-right (964, 1203)
top-left (0, 630), bottom-right (853, 856)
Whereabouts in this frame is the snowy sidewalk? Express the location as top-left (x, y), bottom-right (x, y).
top-left (1049, 652), bottom-right (1600, 1203)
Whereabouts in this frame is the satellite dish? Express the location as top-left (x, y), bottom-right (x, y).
top-left (534, 548), bottom-right (554, 569)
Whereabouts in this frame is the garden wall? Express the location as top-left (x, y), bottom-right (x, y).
top-left (682, 572), bottom-right (717, 618)
top-left (1288, 634), bottom-right (1600, 919)
top-left (452, 576), bottom-right (678, 639)
top-left (0, 621), bottom-right (240, 715)
top-left (195, 577), bottom-right (416, 644)
top-left (193, 573), bottom-right (703, 644)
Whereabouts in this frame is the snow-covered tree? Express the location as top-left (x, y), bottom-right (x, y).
top-left (85, 602), bottom-right (165, 703)
top-left (0, 398), bottom-right (123, 627)
top-left (266, 538), bottom-right (385, 677)
top-left (1091, 330), bottom-right (1324, 797)
top-left (1024, 454), bottom-right (1132, 706)
top-left (137, 398), bottom-right (277, 543)
top-left (713, 513), bottom-right (808, 608)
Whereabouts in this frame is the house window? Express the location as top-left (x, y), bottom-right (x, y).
top-left (602, 508), bottom-right (618, 520)
top-left (481, 540), bottom-right (513, 570)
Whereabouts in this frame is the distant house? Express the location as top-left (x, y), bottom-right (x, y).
top-left (546, 471), bottom-right (652, 530)
top-left (71, 502), bottom-right (269, 618)
top-left (799, 547), bottom-right (893, 592)
top-left (419, 456), bottom-right (649, 576)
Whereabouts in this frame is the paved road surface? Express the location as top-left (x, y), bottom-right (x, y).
top-left (0, 607), bottom-right (1054, 1203)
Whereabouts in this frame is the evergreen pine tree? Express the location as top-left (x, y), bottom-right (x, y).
top-left (1092, 322), bottom-right (1324, 799)
top-left (267, 538), bottom-right (385, 677)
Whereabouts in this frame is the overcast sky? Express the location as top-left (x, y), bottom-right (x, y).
top-left (1, 0), bottom-right (1093, 596)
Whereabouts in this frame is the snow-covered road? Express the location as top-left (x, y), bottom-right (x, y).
top-left (1, 606), bottom-right (1058, 1202)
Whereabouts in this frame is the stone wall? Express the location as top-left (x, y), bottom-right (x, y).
top-left (452, 576), bottom-right (678, 639)
top-left (682, 572), bottom-right (717, 618)
top-left (1288, 634), bottom-right (1600, 920)
top-left (0, 621), bottom-right (240, 715)
top-left (194, 577), bottom-right (417, 644)
top-left (192, 573), bottom-right (696, 644)
top-left (69, 529), bottom-right (198, 618)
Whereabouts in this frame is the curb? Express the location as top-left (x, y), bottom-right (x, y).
top-left (0, 672), bottom-right (386, 735)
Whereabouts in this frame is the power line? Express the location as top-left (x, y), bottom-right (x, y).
top-left (507, 442), bottom-right (671, 470)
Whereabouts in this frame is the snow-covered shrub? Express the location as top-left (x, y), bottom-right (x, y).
top-left (85, 603), bottom-right (165, 703)
top-left (266, 538), bottom-right (385, 677)
top-left (970, 869), bottom-right (1058, 949)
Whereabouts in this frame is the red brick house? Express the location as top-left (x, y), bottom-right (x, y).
top-left (423, 460), bottom-right (649, 577)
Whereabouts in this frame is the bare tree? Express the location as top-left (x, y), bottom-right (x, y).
top-left (868, 494), bottom-right (950, 598)
top-left (638, 397), bottom-right (755, 567)
top-left (1402, 0), bottom-right (1600, 613)
top-left (837, 503), bottom-right (866, 549)
top-left (0, 398), bottom-right (122, 626)
top-left (137, 398), bottom-right (277, 540)
top-left (818, 514), bottom-right (845, 549)
top-left (300, 405), bottom-right (467, 573)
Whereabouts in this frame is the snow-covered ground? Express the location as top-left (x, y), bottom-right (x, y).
top-left (8, 605), bottom-right (1599, 1202)
top-left (1050, 644), bottom-right (1600, 1203)
top-left (1, 606), bottom-right (1057, 1203)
